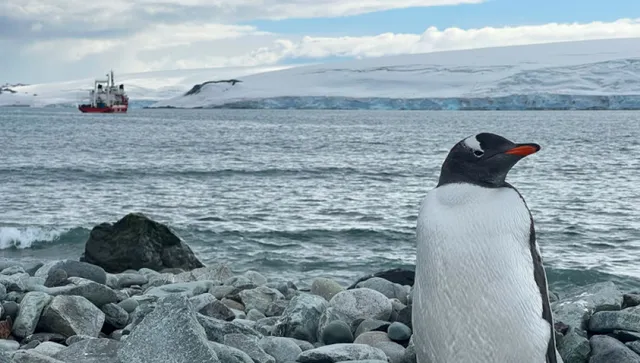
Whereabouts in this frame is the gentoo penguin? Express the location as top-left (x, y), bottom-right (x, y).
top-left (413, 132), bottom-right (562, 363)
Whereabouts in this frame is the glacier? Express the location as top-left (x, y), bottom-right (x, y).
top-left (2, 38), bottom-right (640, 110)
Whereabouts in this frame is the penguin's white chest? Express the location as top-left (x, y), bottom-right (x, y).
top-left (413, 183), bottom-right (550, 363)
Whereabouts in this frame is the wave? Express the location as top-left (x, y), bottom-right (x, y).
top-left (0, 166), bottom-right (421, 181)
top-left (0, 227), bottom-right (89, 250)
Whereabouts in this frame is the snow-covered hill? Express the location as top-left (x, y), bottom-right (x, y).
top-left (149, 38), bottom-right (640, 110)
top-left (3, 38), bottom-right (640, 110)
top-left (0, 65), bottom-right (296, 108)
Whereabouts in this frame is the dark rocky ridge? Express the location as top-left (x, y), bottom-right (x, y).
top-left (184, 79), bottom-right (242, 96)
top-left (0, 213), bottom-right (637, 363)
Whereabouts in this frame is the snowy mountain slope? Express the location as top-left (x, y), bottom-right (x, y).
top-left (0, 65), bottom-right (296, 108)
top-left (3, 38), bottom-right (640, 110)
top-left (149, 38), bottom-right (640, 109)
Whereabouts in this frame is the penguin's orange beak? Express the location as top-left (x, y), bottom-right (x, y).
top-left (505, 143), bottom-right (540, 157)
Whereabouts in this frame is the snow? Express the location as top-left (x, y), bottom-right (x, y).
top-left (0, 65), bottom-right (296, 108)
top-left (149, 38), bottom-right (640, 110)
top-left (2, 38), bottom-right (640, 110)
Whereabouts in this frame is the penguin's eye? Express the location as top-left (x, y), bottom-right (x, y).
top-left (473, 150), bottom-right (484, 157)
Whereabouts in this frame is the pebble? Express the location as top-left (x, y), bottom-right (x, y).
top-left (387, 322), bottom-right (412, 341)
top-left (0, 219), bottom-right (638, 363)
top-left (321, 320), bottom-right (354, 345)
top-left (310, 278), bottom-right (345, 302)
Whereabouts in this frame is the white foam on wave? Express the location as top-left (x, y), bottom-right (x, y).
top-left (0, 227), bottom-right (64, 249)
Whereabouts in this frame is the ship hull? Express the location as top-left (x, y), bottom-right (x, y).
top-left (78, 104), bottom-right (127, 113)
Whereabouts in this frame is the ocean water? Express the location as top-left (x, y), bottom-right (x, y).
top-left (0, 107), bottom-right (639, 291)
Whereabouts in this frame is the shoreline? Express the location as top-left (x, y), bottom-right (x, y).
top-left (0, 213), bottom-right (637, 362)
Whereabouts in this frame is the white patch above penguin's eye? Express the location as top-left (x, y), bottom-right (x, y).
top-left (463, 135), bottom-right (484, 157)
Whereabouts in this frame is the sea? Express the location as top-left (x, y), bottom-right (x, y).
top-left (0, 107), bottom-right (639, 292)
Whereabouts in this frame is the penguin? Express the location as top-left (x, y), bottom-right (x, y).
top-left (412, 132), bottom-right (562, 363)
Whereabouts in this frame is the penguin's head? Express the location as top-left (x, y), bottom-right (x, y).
top-left (437, 132), bottom-right (540, 188)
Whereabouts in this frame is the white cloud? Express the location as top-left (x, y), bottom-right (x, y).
top-left (1, 0), bottom-right (483, 25)
top-left (3, 1), bottom-right (640, 85)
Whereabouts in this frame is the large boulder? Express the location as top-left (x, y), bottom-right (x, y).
top-left (79, 213), bottom-right (204, 273)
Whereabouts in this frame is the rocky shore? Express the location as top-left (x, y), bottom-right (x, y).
top-left (0, 213), bottom-right (637, 363)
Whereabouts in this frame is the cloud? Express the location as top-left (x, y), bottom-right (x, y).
top-left (3, 1), bottom-right (640, 84)
top-left (1, 0), bottom-right (483, 27)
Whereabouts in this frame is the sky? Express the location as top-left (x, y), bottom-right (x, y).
top-left (1, 0), bottom-right (639, 84)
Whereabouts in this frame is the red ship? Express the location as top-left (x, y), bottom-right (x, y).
top-left (78, 70), bottom-right (128, 113)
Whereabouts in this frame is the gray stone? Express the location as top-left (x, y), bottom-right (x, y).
top-left (21, 333), bottom-right (66, 345)
top-left (244, 271), bottom-right (268, 286)
top-left (37, 295), bottom-right (105, 338)
top-left (116, 298), bottom-right (138, 313)
top-left (110, 330), bottom-right (124, 340)
top-left (373, 341), bottom-right (405, 363)
top-left (101, 303), bottom-right (129, 329)
top-left (319, 289), bottom-right (392, 339)
top-left (11, 350), bottom-right (66, 363)
top-left (145, 281), bottom-right (215, 298)
top-left (21, 340), bottom-right (40, 350)
top-left (65, 335), bottom-right (96, 346)
top-left (354, 331), bottom-right (391, 346)
top-left (53, 338), bottom-right (121, 363)
top-left (557, 328), bottom-right (590, 363)
top-left (321, 320), bottom-right (354, 345)
top-left (208, 341), bottom-right (253, 363)
top-left (35, 260), bottom-right (107, 285)
top-left (222, 298), bottom-right (246, 311)
top-left (233, 319), bottom-right (257, 330)
top-left (589, 334), bottom-right (640, 363)
top-left (265, 299), bottom-right (288, 317)
top-left (117, 294), bottom-right (220, 363)
top-left (239, 286), bottom-right (285, 315)
top-left (588, 310), bottom-right (640, 333)
top-left (387, 322), bottom-right (411, 342)
top-left (108, 273), bottom-right (148, 289)
top-left (624, 294), bottom-right (640, 309)
top-left (190, 293), bottom-right (217, 311)
top-left (79, 213), bottom-right (205, 273)
top-left (199, 299), bottom-right (235, 321)
top-left (32, 342), bottom-right (66, 356)
top-left (0, 339), bottom-right (19, 351)
top-left (2, 302), bottom-right (18, 321)
top-left (310, 278), bottom-right (344, 302)
top-left (223, 333), bottom-right (275, 363)
top-left (627, 341), bottom-right (640, 355)
top-left (231, 308), bottom-right (247, 320)
top-left (44, 270), bottom-right (67, 288)
top-left (225, 276), bottom-right (254, 288)
top-left (0, 273), bottom-right (39, 293)
top-left (551, 282), bottom-right (623, 334)
top-left (175, 264), bottom-right (232, 283)
top-left (259, 336), bottom-right (302, 363)
top-left (273, 293), bottom-right (328, 343)
top-left (2, 266), bottom-right (25, 275)
top-left (395, 305), bottom-right (412, 330)
top-left (45, 277), bottom-right (119, 307)
top-left (255, 317), bottom-right (280, 336)
top-left (12, 292), bottom-right (52, 338)
top-left (211, 285), bottom-right (236, 300)
top-left (248, 309), bottom-right (267, 321)
top-left (292, 338), bottom-right (314, 351)
top-left (355, 277), bottom-right (409, 304)
top-left (403, 338), bottom-right (416, 363)
top-left (297, 344), bottom-right (388, 363)
top-left (0, 285), bottom-right (6, 301)
top-left (197, 314), bottom-right (263, 343)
